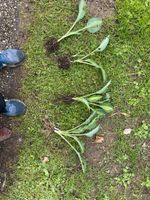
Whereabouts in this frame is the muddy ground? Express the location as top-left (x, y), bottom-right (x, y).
top-left (0, 0), bottom-right (115, 195)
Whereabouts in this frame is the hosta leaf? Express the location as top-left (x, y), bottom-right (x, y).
top-left (96, 80), bottom-right (111, 94)
top-left (99, 103), bottom-right (113, 113)
top-left (95, 109), bottom-right (106, 118)
top-left (72, 116), bottom-right (100, 134)
top-left (96, 36), bottom-right (110, 52)
top-left (76, 0), bottom-right (86, 22)
top-left (86, 17), bottom-right (102, 33)
top-left (67, 112), bottom-right (97, 133)
top-left (87, 95), bottom-right (103, 102)
top-left (74, 97), bottom-right (90, 110)
top-left (73, 136), bottom-right (85, 153)
top-left (80, 111), bottom-right (97, 125)
top-left (84, 125), bottom-right (101, 137)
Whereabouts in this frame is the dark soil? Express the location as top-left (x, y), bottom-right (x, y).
top-left (56, 94), bottom-right (75, 104)
top-left (44, 37), bottom-right (59, 54)
top-left (57, 55), bottom-right (71, 70)
top-left (87, 0), bottom-right (115, 19)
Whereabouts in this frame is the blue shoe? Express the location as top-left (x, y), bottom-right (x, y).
top-left (0, 48), bottom-right (25, 69)
top-left (3, 99), bottom-right (27, 117)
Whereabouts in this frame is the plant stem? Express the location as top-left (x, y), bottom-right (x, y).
top-left (58, 21), bottom-right (101, 42)
top-left (57, 31), bottom-right (78, 42)
top-left (55, 130), bottom-right (86, 172)
top-left (79, 48), bottom-right (97, 60)
top-left (57, 20), bottom-right (79, 42)
top-left (57, 23), bottom-right (92, 43)
top-left (66, 20), bottom-right (78, 35)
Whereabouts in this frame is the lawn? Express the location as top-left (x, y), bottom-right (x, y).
top-left (3, 0), bottom-right (149, 199)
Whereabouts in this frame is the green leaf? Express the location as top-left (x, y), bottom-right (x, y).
top-left (96, 36), bottom-right (110, 52)
top-left (95, 109), bottom-right (106, 118)
top-left (85, 125), bottom-right (101, 137)
top-left (96, 80), bottom-right (111, 94)
top-left (99, 103), bottom-right (113, 113)
top-left (80, 112), bottom-right (97, 126)
top-left (74, 97), bottom-right (90, 110)
top-left (71, 116), bottom-right (100, 134)
top-left (87, 95), bottom-right (103, 102)
top-left (67, 112), bottom-right (97, 133)
top-left (76, 0), bottom-right (86, 22)
top-left (86, 17), bottom-right (102, 33)
top-left (73, 136), bottom-right (85, 153)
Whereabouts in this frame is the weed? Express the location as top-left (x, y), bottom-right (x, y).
top-left (115, 167), bottom-right (134, 188)
top-left (134, 121), bottom-right (149, 139)
top-left (141, 177), bottom-right (150, 189)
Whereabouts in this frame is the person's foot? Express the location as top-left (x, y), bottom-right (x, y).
top-left (0, 93), bottom-right (27, 116)
top-left (0, 127), bottom-right (12, 142)
top-left (3, 99), bottom-right (27, 117)
top-left (0, 48), bottom-right (25, 69)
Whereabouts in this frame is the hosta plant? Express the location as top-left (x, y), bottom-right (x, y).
top-left (59, 63), bottom-right (112, 111)
top-left (61, 80), bottom-right (113, 113)
top-left (43, 106), bottom-right (112, 172)
top-left (48, 65), bottom-right (113, 172)
top-left (57, 35), bottom-right (110, 70)
top-left (44, 0), bottom-right (102, 53)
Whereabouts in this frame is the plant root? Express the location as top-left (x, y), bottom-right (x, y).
top-left (57, 55), bottom-right (71, 70)
top-left (44, 37), bottom-right (59, 53)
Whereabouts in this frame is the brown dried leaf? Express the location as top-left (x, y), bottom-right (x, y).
top-left (110, 112), bottom-right (130, 117)
top-left (93, 136), bottom-right (104, 144)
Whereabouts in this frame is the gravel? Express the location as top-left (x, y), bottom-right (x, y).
top-left (0, 0), bottom-right (19, 49)
top-left (0, 0), bottom-right (21, 122)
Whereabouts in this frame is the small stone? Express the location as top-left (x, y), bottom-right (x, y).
top-left (123, 128), bottom-right (132, 135)
top-left (42, 157), bottom-right (49, 163)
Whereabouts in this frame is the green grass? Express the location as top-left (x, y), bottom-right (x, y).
top-left (3, 0), bottom-right (150, 199)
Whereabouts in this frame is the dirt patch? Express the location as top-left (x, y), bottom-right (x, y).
top-left (44, 37), bottom-right (60, 54)
top-left (85, 133), bottom-right (116, 167)
top-left (87, 0), bottom-right (115, 18)
top-left (57, 55), bottom-right (71, 70)
top-left (56, 94), bottom-right (75, 104)
top-left (0, 0), bottom-right (33, 195)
